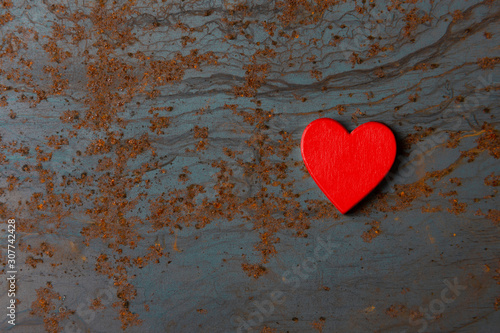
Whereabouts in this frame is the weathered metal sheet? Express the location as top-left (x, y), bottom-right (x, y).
top-left (0, 0), bottom-right (499, 332)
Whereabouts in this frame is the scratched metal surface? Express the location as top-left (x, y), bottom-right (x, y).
top-left (0, 0), bottom-right (499, 332)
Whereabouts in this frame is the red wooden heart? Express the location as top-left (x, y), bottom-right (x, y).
top-left (301, 118), bottom-right (396, 214)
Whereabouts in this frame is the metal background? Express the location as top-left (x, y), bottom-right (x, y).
top-left (0, 0), bottom-right (499, 332)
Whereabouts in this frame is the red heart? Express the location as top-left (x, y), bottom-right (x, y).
top-left (301, 118), bottom-right (396, 214)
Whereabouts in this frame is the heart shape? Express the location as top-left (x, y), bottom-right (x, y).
top-left (301, 118), bottom-right (396, 214)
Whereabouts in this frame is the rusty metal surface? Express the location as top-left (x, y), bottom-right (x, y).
top-left (0, 0), bottom-right (499, 332)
